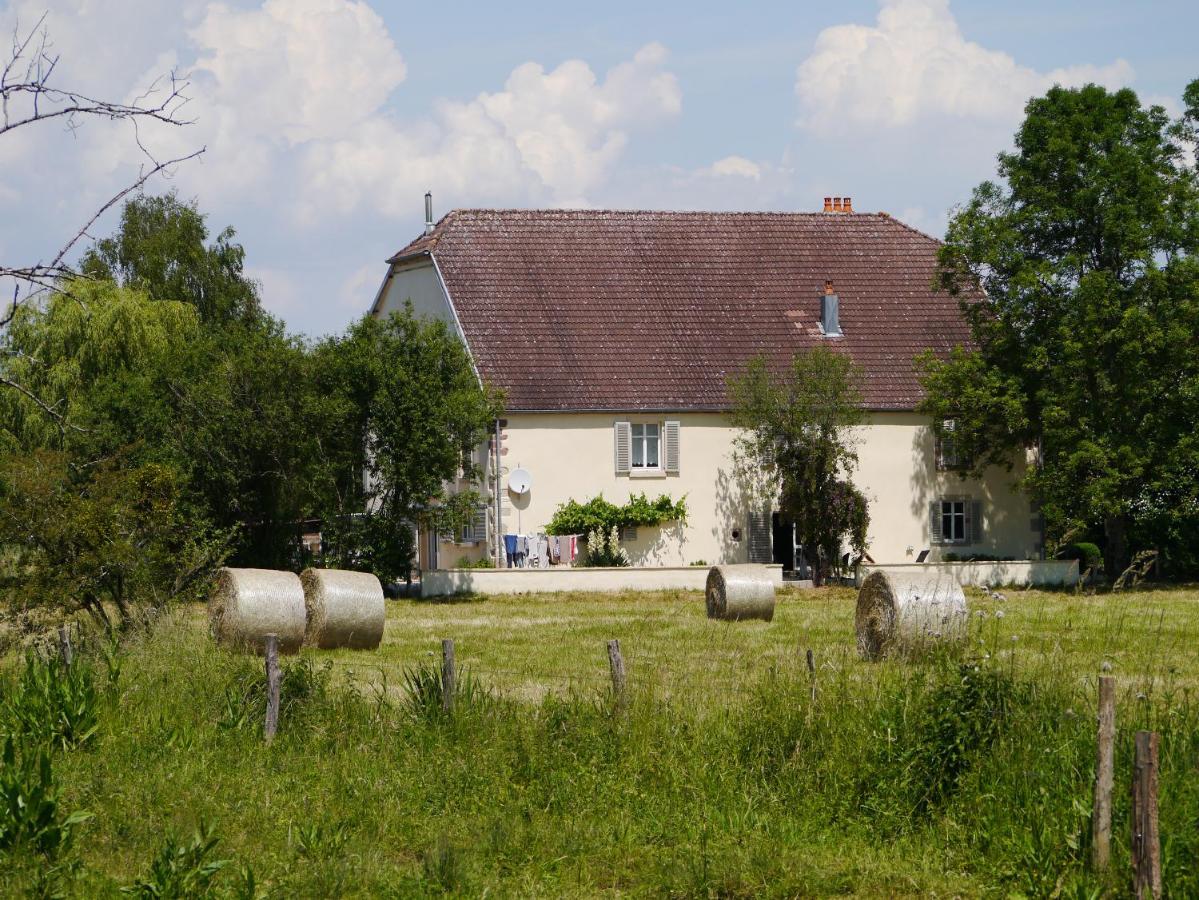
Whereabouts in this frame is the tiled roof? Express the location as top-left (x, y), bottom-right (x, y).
top-left (389, 209), bottom-right (973, 412)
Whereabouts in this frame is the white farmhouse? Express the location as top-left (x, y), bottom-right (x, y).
top-left (370, 197), bottom-right (1040, 575)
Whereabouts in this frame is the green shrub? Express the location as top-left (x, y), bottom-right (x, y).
top-left (454, 555), bottom-right (495, 569)
top-left (1057, 542), bottom-right (1103, 572)
top-left (545, 492), bottom-right (687, 536)
top-left (1, 650), bottom-right (102, 750)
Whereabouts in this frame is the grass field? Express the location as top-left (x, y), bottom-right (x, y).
top-left (4, 584), bottom-right (1199, 897)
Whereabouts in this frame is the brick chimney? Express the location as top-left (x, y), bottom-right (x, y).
top-left (843, 196), bottom-right (853, 213)
top-left (832, 197), bottom-right (843, 212)
top-left (823, 197), bottom-right (833, 212)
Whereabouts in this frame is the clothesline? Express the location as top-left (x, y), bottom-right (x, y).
top-left (502, 532), bottom-right (581, 568)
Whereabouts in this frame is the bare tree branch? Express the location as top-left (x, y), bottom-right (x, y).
top-left (0, 13), bottom-right (203, 425)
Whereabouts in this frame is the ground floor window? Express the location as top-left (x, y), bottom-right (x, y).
top-left (940, 499), bottom-right (966, 543)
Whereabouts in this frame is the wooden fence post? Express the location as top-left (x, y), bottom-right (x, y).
top-left (1092, 674), bottom-right (1116, 871)
top-left (263, 634), bottom-right (280, 742)
top-left (57, 624), bottom-right (73, 669)
top-left (441, 639), bottom-right (456, 713)
top-left (607, 639), bottom-right (626, 702)
top-left (1132, 730), bottom-right (1162, 899)
top-left (805, 648), bottom-right (816, 702)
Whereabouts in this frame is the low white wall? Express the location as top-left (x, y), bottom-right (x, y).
top-left (857, 559), bottom-right (1078, 589)
top-left (421, 565), bottom-right (784, 597)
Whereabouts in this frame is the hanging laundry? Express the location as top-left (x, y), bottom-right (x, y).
top-left (503, 534), bottom-right (518, 568)
top-left (548, 535), bottom-right (560, 566)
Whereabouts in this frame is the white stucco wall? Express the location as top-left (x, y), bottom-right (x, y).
top-left (462, 411), bottom-right (1036, 568)
top-left (373, 259), bottom-right (460, 332)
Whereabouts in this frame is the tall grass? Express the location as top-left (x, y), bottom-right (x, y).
top-left (0, 588), bottom-right (1197, 896)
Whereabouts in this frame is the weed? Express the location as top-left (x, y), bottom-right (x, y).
top-left (122, 822), bottom-right (228, 898)
top-left (0, 737), bottom-right (91, 857)
top-left (1, 650), bottom-right (101, 750)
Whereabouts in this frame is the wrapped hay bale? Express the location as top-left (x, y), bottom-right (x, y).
top-left (706, 565), bottom-right (776, 622)
top-left (300, 568), bottom-right (385, 650)
top-left (209, 568), bottom-right (306, 654)
top-left (854, 570), bottom-right (968, 660)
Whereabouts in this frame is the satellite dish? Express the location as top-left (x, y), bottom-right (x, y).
top-left (508, 468), bottom-right (532, 495)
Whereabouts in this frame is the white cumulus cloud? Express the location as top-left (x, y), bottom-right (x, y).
top-left (299, 41), bottom-right (682, 217)
top-left (796, 0), bottom-right (1133, 131)
top-left (704, 156), bottom-right (762, 180)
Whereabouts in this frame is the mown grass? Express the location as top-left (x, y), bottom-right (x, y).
top-left (2, 584), bottom-right (1199, 897)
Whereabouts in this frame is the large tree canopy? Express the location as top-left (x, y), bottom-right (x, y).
top-left (919, 81), bottom-right (1199, 577)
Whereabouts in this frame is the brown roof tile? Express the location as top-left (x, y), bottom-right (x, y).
top-left (389, 209), bottom-right (972, 412)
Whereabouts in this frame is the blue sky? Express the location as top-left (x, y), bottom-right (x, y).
top-left (1, 0), bottom-right (1195, 336)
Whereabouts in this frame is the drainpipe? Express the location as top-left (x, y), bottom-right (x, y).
top-left (494, 419), bottom-right (504, 566)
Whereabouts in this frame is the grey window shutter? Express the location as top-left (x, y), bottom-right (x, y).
top-left (971, 500), bottom-right (984, 545)
top-left (929, 501), bottom-right (943, 545)
top-left (934, 433), bottom-right (944, 471)
top-left (747, 510), bottom-right (772, 563)
top-left (473, 507), bottom-right (488, 543)
top-left (663, 420), bottom-right (681, 474)
top-left (614, 421), bottom-right (632, 474)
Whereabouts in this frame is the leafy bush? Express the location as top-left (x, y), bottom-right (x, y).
top-left (545, 493), bottom-right (687, 536)
top-left (454, 555), bottom-right (495, 569)
top-left (580, 526), bottom-right (630, 567)
top-left (0, 738), bottom-right (91, 857)
top-left (1, 650), bottom-right (102, 750)
top-left (1056, 542), bottom-right (1103, 572)
top-left (122, 822), bottom-right (228, 898)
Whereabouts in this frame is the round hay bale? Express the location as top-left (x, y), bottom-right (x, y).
top-left (209, 568), bottom-right (306, 654)
top-left (706, 565), bottom-right (776, 622)
top-left (854, 570), bottom-right (968, 660)
top-left (300, 568), bottom-right (385, 650)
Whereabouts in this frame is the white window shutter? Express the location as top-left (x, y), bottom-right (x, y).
top-left (929, 501), bottom-right (943, 545)
top-left (663, 420), bottom-right (681, 474)
top-left (614, 421), bottom-right (632, 474)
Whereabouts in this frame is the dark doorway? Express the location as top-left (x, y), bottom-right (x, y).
top-left (771, 513), bottom-right (795, 570)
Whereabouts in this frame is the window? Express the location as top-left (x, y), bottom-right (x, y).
top-left (940, 499), bottom-right (967, 543)
top-left (931, 497), bottom-right (981, 545)
top-left (631, 423), bottom-right (660, 469)
top-left (936, 419), bottom-right (966, 471)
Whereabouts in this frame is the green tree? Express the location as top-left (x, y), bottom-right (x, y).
top-left (309, 308), bottom-right (502, 584)
top-left (80, 193), bottom-right (262, 327)
top-left (0, 278), bottom-right (315, 571)
top-left (919, 82), bottom-right (1199, 578)
top-left (729, 348), bottom-right (869, 585)
top-left (0, 450), bottom-right (225, 632)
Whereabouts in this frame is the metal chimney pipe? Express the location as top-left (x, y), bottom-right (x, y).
top-left (424, 191), bottom-right (434, 235)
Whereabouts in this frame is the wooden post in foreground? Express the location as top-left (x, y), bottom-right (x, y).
top-left (263, 634), bottom-right (280, 742)
top-left (1092, 675), bottom-right (1116, 871)
top-left (607, 639), bottom-right (626, 702)
top-left (1132, 730), bottom-right (1162, 899)
top-left (441, 639), bottom-right (457, 713)
top-left (805, 648), bottom-right (816, 702)
top-left (57, 625), bottom-right (73, 669)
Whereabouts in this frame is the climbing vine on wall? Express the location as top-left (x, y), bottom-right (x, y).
top-left (545, 493), bottom-right (688, 536)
